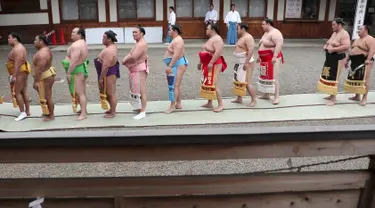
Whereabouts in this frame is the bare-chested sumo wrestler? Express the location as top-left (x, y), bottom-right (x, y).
top-left (94, 30), bottom-right (120, 118)
top-left (32, 34), bottom-right (56, 122)
top-left (231, 23), bottom-right (257, 107)
top-left (62, 27), bottom-right (89, 120)
top-left (6, 32), bottom-right (31, 121)
top-left (257, 18), bottom-right (284, 105)
top-left (344, 25), bottom-right (375, 106)
top-left (199, 23), bottom-right (227, 112)
top-left (163, 24), bottom-right (188, 114)
top-left (123, 25), bottom-right (149, 120)
top-left (317, 18), bottom-right (350, 106)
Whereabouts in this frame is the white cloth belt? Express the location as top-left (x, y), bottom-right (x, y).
top-left (233, 52), bottom-right (254, 63)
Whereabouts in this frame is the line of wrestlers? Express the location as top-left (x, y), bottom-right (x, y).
top-left (2, 18), bottom-right (373, 122)
top-left (317, 18), bottom-right (375, 106)
top-left (1, 21), bottom-right (283, 122)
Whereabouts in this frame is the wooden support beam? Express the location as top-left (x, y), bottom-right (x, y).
top-left (0, 171), bottom-right (369, 198)
top-left (120, 190), bottom-right (361, 208)
top-left (0, 139), bottom-right (373, 163)
top-left (0, 190), bottom-right (362, 208)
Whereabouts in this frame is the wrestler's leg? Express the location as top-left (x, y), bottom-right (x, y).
top-left (43, 77), bottom-right (55, 121)
top-left (273, 58), bottom-right (281, 105)
top-left (75, 73), bottom-right (88, 120)
top-left (246, 62), bottom-right (257, 106)
top-left (165, 65), bottom-right (186, 113)
top-left (231, 64), bottom-right (244, 103)
top-left (327, 60), bottom-right (344, 106)
top-left (14, 72), bottom-right (28, 121)
top-left (213, 65), bottom-right (224, 112)
top-left (201, 69), bottom-right (213, 108)
top-left (103, 75), bottom-right (117, 118)
top-left (175, 65), bottom-right (186, 109)
top-left (134, 71), bottom-right (148, 119)
top-left (360, 63), bottom-right (373, 106)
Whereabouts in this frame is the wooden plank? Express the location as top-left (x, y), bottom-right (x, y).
top-left (0, 171), bottom-right (369, 198)
top-left (2, 125), bottom-right (375, 147)
top-left (0, 190), bottom-right (361, 208)
top-left (0, 139), bottom-right (373, 163)
top-left (121, 190), bottom-right (360, 208)
top-left (0, 198), bottom-right (114, 208)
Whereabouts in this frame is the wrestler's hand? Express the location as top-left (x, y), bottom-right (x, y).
top-left (99, 77), bottom-right (104, 88)
top-left (33, 82), bottom-right (39, 91)
top-left (272, 57), bottom-right (277, 64)
top-left (208, 63), bottom-right (213, 71)
top-left (166, 67), bottom-right (173, 74)
top-left (256, 57), bottom-right (260, 63)
top-left (197, 64), bottom-right (202, 70)
top-left (66, 74), bottom-right (72, 83)
top-left (365, 59), bottom-right (373, 65)
top-left (326, 45), bottom-right (334, 53)
top-left (243, 64), bottom-right (248, 71)
top-left (10, 75), bottom-right (16, 83)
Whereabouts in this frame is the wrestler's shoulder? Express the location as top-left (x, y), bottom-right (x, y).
top-left (213, 35), bottom-right (223, 42)
top-left (14, 44), bottom-right (26, 52)
top-left (340, 29), bottom-right (350, 37)
top-left (272, 29), bottom-right (283, 37)
top-left (365, 35), bottom-right (375, 41)
top-left (245, 33), bottom-right (254, 40)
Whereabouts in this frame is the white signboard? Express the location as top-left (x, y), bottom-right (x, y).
top-left (352, 0), bottom-right (368, 40)
top-left (285, 0), bottom-right (303, 18)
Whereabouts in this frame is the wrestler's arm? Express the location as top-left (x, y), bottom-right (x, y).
top-left (67, 45), bottom-right (81, 74)
top-left (245, 37), bottom-right (254, 63)
top-left (210, 39), bottom-right (224, 64)
top-left (332, 34), bottom-right (350, 53)
top-left (366, 38), bottom-right (375, 61)
top-left (100, 50), bottom-right (111, 79)
top-left (13, 47), bottom-right (24, 76)
top-left (168, 42), bottom-right (183, 67)
top-left (33, 53), bottom-right (47, 83)
top-left (272, 33), bottom-right (283, 58)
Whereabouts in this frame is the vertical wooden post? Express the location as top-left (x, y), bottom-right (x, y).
top-left (357, 155), bottom-right (375, 208)
top-left (114, 196), bottom-right (123, 208)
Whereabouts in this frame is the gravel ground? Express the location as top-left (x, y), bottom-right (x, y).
top-left (0, 46), bottom-right (372, 178)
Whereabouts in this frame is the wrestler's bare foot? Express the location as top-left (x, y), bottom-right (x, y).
top-left (259, 94), bottom-right (270, 100)
top-left (349, 95), bottom-right (361, 101)
top-left (324, 95), bottom-right (333, 100)
top-left (273, 97), bottom-right (280, 105)
top-left (104, 113), bottom-right (116, 118)
top-left (247, 100), bottom-right (256, 107)
top-left (326, 99), bottom-right (335, 106)
top-left (231, 98), bottom-right (242, 104)
top-left (201, 103), bottom-right (213, 108)
top-left (42, 116), bottom-right (55, 122)
top-left (213, 105), bottom-right (224, 113)
top-left (360, 97), bottom-right (367, 106)
top-left (164, 105), bottom-right (176, 114)
top-left (26, 111), bottom-right (31, 116)
top-left (105, 110), bottom-right (111, 114)
top-left (176, 104), bottom-right (182, 109)
top-left (76, 114), bottom-right (87, 121)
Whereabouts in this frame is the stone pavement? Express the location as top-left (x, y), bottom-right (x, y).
top-left (1, 92), bottom-right (375, 131)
